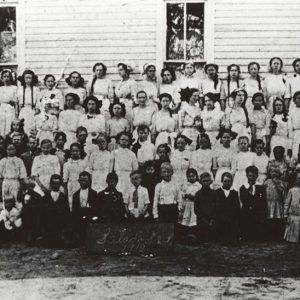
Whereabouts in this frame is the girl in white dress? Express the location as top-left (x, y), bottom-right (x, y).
top-left (31, 139), bottom-right (60, 196)
top-left (253, 139), bottom-right (269, 185)
top-left (88, 133), bottom-right (112, 193)
top-left (110, 132), bottom-right (138, 195)
top-left (170, 134), bottom-right (192, 188)
top-left (220, 64), bottom-right (244, 109)
top-left (224, 88), bottom-right (251, 149)
top-left (201, 93), bottom-right (224, 148)
top-left (248, 92), bottom-right (271, 144)
top-left (58, 93), bottom-right (82, 149)
top-left (132, 91), bottom-right (156, 140)
top-left (106, 102), bottom-right (130, 151)
top-left (232, 136), bottom-right (256, 191)
top-left (40, 74), bottom-right (64, 115)
top-left (288, 59), bottom-right (300, 112)
top-left (213, 129), bottom-right (237, 189)
top-left (201, 64), bottom-right (223, 110)
top-left (78, 95), bottom-right (106, 145)
top-left (243, 62), bottom-right (264, 112)
top-left (64, 71), bottom-right (87, 112)
top-left (270, 97), bottom-right (293, 155)
top-left (178, 168), bottom-right (201, 232)
top-left (190, 133), bottom-right (214, 179)
top-left (17, 70), bottom-right (41, 135)
top-left (63, 142), bottom-right (88, 210)
top-left (138, 64), bottom-right (158, 107)
top-left (178, 62), bottom-right (202, 91)
top-left (263, 57), bottom-right (290, 111)
top-left (152, 93), bottom-right (177, 148)
top-left (289, 91), bottom-right (300, 158)
top-left (0, 69), bottom-right (17, 137)
top-left (87, 62), bottom-right (113, 119)
top-left (179, 88), bottom-right (202, 151)
top-left (115, 63), bottom-right (137, 122)
top-left (159, 68), bottom-right (181, 113)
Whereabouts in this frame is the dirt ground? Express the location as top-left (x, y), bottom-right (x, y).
top-left (0, 242), bottom-right (299, 279)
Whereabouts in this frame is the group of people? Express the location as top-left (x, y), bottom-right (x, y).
top-left (0, 56), bottom-right (300, 247)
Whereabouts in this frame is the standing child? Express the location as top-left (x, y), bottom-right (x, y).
top-left (154, 144), bottom-right (171, 179)
top-left (124, 170), bottom-right (150, 222)
top-left (253, 139), bottom-right (269, 185)
top-left (215, 172), bottom-right (241, 244)
top-left (110, 132), bottom-right (138, 195)
top-left (63, 143), bottom-right (88, 210)
top-left (194, 172), bottom-right (218, 242)
top-left (17, 70), bottom-right (40, 134)
top-left (178, 62), bottom-right (201, 91)
top-left (131, 125), bottom-right (155, 168)
top-left (264, 167), bottom-right (287, 241)
top-left (5, 118), bottom-right (28, 149)
top-left (98, 172), bottom-right (126, 223)
top-left (178, 168), bottom-right (201, 241)
top-left (0, 143), bottom-right (27, 202)
top-left (58, 93), bottom-right (82, 149)
top-left (152, 162), bottom-right (182, 223)
top-left (170, 134), bottom-right (192, 188)
top-left (284, 172), bottom-right (300, 243)
top-left (0, 69), bottom-right (17, 136)
top-left (267, 146), bottom-right (290, 182)
top-left (190, 133), bottom-right (214, 180)
top-left (232, 136), bottom-right (256, 191)
top-left (64, 71), bottom-right (87, 110)
top-left (31, 139), bottom-right (60, 196)
top-left (289, 91), bottom-right (300, 159)
top-left (21, 136), bottom-right (39, 176)
top-left (240, 166), bottom-right (267, 241)
top-left (288, 58), bottom-right (300, 112)
top-left (88, 133), bottom-right (112, 193)
top-left (53, 132), bottom-right (67, 174)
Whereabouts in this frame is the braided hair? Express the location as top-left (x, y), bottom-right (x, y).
top-left (248, 62), bottom-right (262, 90)
top-left (17, 70), bottom-right (38, 109)
top-left (226, 64), bottom-right (241, 98)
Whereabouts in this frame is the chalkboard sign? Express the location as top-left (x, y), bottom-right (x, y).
top-left (86, 223), bottom-right (174, 255)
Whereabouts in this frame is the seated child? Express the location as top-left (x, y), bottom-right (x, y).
top-left (131, 125), bottom-right (155, 168)
top-left (240, 166), bottom-right (267, 242)
top-left (124, 170), bottom-right (150, 222)
top-left (153, 162), bottom-right (182, 223)
top-left (215, 172), bottom-right (241, 244)
top-left (98, 172), bottom-right (126, 223)
top-left (141, 160), bottom-right (160, 220)
top-left (194, 172), bottom-right (217, 242)
top-left (178, 168), bottom-right (201, 242)
top-left (284, 172), bottom-right (300, 243)
top-left (42, 174), bottom-right (70, 247)
top-left (264, 167), bottom-right (287, 241)
top-left (0, 196), bottom-right (22, 231)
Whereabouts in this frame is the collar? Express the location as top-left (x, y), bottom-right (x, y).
top-left (244, 183), bottom-right (255, 189)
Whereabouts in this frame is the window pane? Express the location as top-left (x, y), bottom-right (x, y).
top-left (186, 3), bottom-right (204, 61)
top-left (166, 3), bottom-right (184, 60)
top-left (0, 7), bottom-right (16, 64)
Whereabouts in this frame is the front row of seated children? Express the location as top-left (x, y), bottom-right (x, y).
top-left (1, 160), bottom-right (300, 247)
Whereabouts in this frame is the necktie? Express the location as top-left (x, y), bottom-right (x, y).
top-left (249, 185), bottom-right (254, 196)
top-left (133, 188), bottom-right (139, 209)
top-left (87, 115), bottom-right (95, 120)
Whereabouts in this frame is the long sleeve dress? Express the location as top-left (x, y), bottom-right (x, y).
top-left (190, 148), bottom-right (214, 179)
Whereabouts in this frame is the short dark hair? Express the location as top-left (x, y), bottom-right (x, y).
top-left (106, 172), bottom-right (118, 183)
top-left (79, 171), bottom-right (91, 182)
top-left (130, 170), bottom-right (142, 178)
top-left (55, 131), bottom-right (67, 142)
top-left (221, 172), bottom-right (233, 182)
top-left (50, 174), bottom-right (62, 184)
top-left (137, 124), bottom-right (150, 133)
top-left (245, 165), bottom-right (258, 175)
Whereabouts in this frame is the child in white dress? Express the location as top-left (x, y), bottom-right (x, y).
top-left (63, 143), bottom-right (88, 210)
top-left (0, 196), bottom-right (22, 230)
top-left (152, 93), bottom-right (177, 148)
top-left (253, 139), bottom-right (269, 185)
top-left (0, 69), bottom-right (17, 136)
top-left (58, 93), bottom-right (82, 149)
top-left (88, 133), bottom-right (112, 193)
top-left (289, 91), bottom-right (300, 158)
top-left (170, 134), bottom-right (192, 189)
top-left (232, 136), bottom-right (256, 191)
top-left (17, 70), bottom-right (41, 134)
top-left (178, 62), bottom-right (201, 91)
top-left (110, 132), bottom-right (138, 195)
top-left (288, 58), bottom-right (300, 112)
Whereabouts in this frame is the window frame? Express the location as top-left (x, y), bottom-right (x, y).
top-left (156, 0), bottom-right (215, 70)
top-left (0, 0), bottom-right (25, 72)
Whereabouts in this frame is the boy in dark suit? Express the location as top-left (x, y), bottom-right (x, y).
top-left (240, 165), bottom-right (268, 242)
top-left (215, 172), bottom-right (241, 245)
top-left (98, 172), bottom-right (126, 223)
top-left (42, 174), bottom-right (70, 247)
top-left (194, 172), bottom-right (217, 242)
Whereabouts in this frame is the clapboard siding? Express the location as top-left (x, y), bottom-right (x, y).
top-left (214, 0), bottom-right (300, 77)
top-left (24, 0), bottom-right (157, 86)
top-left (21, 0), bottom-right (300, 86)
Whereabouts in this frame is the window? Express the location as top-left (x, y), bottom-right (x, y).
top-left (156, 0), bottom-right (214, 71)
